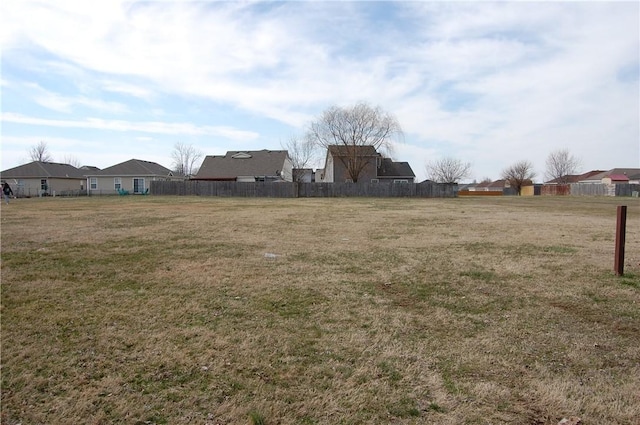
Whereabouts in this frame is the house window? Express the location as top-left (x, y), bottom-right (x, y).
top-left (345, 178), bottom-right (353, 183)
top-left (393, 179), bottom-right (408, 184)
top-left (133, 178), bottom-right (145, 194)
top-left (371, 179), bottom-right (379, 183)
top-left (90, 177), bottom-right (97, 190)
top-left (114, 178), bottom-right (122, 190)
top-left (40, 179), bottom-right (47, 190)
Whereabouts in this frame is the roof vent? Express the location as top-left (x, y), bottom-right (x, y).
top-left (232, 152), bottom-right (252, 159)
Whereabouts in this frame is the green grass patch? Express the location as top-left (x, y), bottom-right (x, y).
top-left (619, 273), bottom-right (639, 289)
top-left (459, 269), bottom-right (497, 282)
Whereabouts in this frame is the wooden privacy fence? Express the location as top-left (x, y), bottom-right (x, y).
top-left (569, 183), bottom-right (640, 197)
top-left (541, 185), bottom-right (571, 196)
top-left (458, 190), bottom-right (503, 197)
top-left (150, 181), bottom-right (458, 198)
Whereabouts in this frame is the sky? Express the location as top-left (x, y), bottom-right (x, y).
top-left (1, 1), bottom-right (638, 182)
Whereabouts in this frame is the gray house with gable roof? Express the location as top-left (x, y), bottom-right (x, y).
top-left (0, 161), bottom-right (87, 197)
top-left (84, 159), bottom-right (181, 195)
top-left (193, 150), bottom-right (293, 182)
top-left (319, 145), bottom-right (416, 183)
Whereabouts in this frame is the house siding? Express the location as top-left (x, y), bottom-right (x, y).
top-left (322, 155), bottom-right (334, 182)
top-left (88, 176), bottom-right (163, 194)
top-left (9, 177), bottom-right (85, 197)
top-left (331, 157), bottom-right (378, 182)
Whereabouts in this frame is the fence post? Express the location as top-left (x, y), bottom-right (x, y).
top-left (614, 205), bottom-right (627, 276)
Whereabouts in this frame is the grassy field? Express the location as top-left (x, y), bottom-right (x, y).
top-left (1, 195), bottom-right (639, 425)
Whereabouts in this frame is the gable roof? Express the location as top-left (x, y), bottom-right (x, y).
top-left (377, 158), bottom-right (415, 178)
top-left (328, 145), bottom-right (380, 157)
top-left (89, 159), bottom-right (175, 176)
top-left (0, 161), bottom-right (86, 179)
top-left (545, 170), bottom-right (605, 184)
top-left (605, 168), bottom-right (640, 179)
top-left (194, 150), bottom-right (290, 180)
top-left (579, 168), bottom-right (640, 182)
top-left (608, 174), bottom-right (630, 182)
top-left (488, 179), bottom-right (508, 188)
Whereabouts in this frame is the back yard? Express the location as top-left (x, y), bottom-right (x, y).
top-left (1, 196), bottom-right (639, 424)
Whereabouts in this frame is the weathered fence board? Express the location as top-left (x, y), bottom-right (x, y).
top-left (151, 181), bottom-right (458, 198)
top-left (541, 185), bottom-right (571, 196)
top-left (458, 190), bottom-right (503, 196)
top-left (569, 183), bottom-right (640, 196)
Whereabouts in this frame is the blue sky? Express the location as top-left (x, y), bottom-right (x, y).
top-left (1, 1), bottom-right (638, 181)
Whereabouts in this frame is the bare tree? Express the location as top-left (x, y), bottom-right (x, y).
top-left (425, 157), bottom-right (472, 183)
top-left (62, 154), bottom-right (82, 168)
top-left (307, 102), bottom-right (402, 182)
top-left (282, 134), bottom-right (318, 182)
top-left (501, 160), bottom-right (536, 195)
top-left (545, 148), bottom-right (581, 184)
top-left (29, 141), bottom-right (53, 162)
top-left (171, 142), bottom-right (203, 176)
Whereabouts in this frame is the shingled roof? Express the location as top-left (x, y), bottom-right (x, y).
top-left (87, 159), bottom-right (175, 176)
top-left (377, 158), bottom-right (415, 178)
top-left (194, 150), bottom-right (290, 180)
top-left (578, 168), bottom-right (640, 183)
top-left (545, 170), bottom-right (605, 184)
top-left (1, 161), bottom-right (86, 179)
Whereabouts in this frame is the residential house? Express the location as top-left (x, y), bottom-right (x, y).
top-left (577, 168), bottom-right (640, 184)
top-left (292, 168), bottom-right (315, 183)
top-left (544, 170), bottom-right (605, 185)
top-left (193, 150), bottom-right (293, 182)
top-left (319, 145), bottom-right (416, 183)
top-left (85, 159), bottom-right (180, 195)
top-left (376, 158), bottom-right (416, 183)
top-left (0, 161), bottom-right (87, 197)
top-left (628, 173), bottom-right (640, 184)
top-left (472, 179), bottom-right (509, 192)
top-left (469, 181), bottom-right (491, 192)
top-left (542, 170), bottom-right (605, 195)
top-left (320, 145), bottom-right (379, 183)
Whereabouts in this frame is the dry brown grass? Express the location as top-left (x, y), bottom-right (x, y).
top-left (1, 195), bottom-right (639, 425)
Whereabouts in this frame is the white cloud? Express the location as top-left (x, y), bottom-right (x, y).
top-left (1, 113), bottom-right (259, 140)
top-left (1, 1), bottom-right (638, 178)
top-left (100, 80), bottom-right (155, 101)
top-left (33, 91), bottom-right (130, 115)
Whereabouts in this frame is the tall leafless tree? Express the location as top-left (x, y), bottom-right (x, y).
top-left (171, 142), bottom-right (203, 176)
top-left (307, 103), bottom-right (402, 182)
top-left (29, 141), bottom-right (53, 162)
top-left (62, 154), bottom-right (82, 168)
top-left (425, 157), bottom-right (472, 183)
top-left (282, 134), bottom-right (317, 182)
top-left (502, 160), bottom-right (536, 195)
top-left (545, 148), bottom-right (581, 184)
